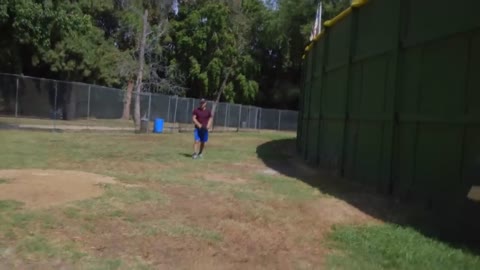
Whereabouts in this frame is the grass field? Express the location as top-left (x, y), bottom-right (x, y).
top-left (0, 130), bottom-right (479, 269)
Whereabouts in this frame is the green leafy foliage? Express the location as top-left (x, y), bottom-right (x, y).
top-left (0, 0), bottom-right (124, 85)
top-left (170, 0), bottom-right (259, 102)
top-left (43, 26), bottom-right (123, 85)
top-left (0, 0), bottom-right (349, 107)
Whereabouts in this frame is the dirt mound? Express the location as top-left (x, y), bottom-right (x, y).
top-left (0, 169), bottom-right (118, 209)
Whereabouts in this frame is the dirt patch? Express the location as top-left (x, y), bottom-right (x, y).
top-left (192, 173), bottom-right (248, 184)
top-left (225, 161), bottom-right (277, 176)
top-left (0, 169), bottom-right (119, 209)
top-left (6, 182), bottom-right (381, 269)
top-left (127, 185), bottom-right (377, 269)
top-left (57, 160), bottom-right (169, 175)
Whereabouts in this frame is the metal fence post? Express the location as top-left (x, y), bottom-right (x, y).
top-left (278, 110), bottom-right (282, 131)
top-left (166, 96), bottom-right (171, 123)
top-left (237, 104), bottom-right (242, 132)
top-left (173, 96), bottom-right (178, 132)
top-left (247, 106), bottom-right (251, 129)
top-left (53, 81), bottom-right (58, 131)
top-left (87, 85), bottom-right (91, 121)
top-left (224, 103), bottom-right (229, 130)
top-left (15, 77), bottom-right (19, 118)
top-left (255, 108), bottom-right (259, 130)
top-left (190, 98), bottom-right (195, 129)
top-left (190, 99), bottom-right (194, 127)
top-left (185, 98), bottom-right (189, 129)
top-left (258, 109), bottom-right (262, 131)
top-left (147, 93), bottom-right (152, 121)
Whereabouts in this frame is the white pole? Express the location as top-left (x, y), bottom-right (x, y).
top-left (318, 3), bottom-right (323, 36)
top-left (309, 2), bottom-right (322, 41)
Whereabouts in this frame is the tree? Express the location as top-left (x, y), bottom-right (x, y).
top-left (244, 0), bottom-right (349, 109)
top-left (0, 0), bottom-right (127, 119)
top-left (133, 8), bottom-right (148, 127)
top-left (318, 0), bottom-right (351, 20)
top-left (89, 0), bottom-right (182, 124)
top-left (0, 0), bottom-right (124, 84)
top-left (171, 0), bottom-right (259, 108)
top-left (129, 0), bottom-right (177, 128)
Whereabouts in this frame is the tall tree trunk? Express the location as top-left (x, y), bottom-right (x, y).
top-left (211, 69), bottom-right (231, 116)
top-left (122, 79), bottom-right (134, 120)
top-left (211, 69), bottom-right (231, 131)
top-left (134, 9), bottom-right (148, 128)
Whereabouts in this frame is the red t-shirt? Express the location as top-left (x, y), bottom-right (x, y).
top-left (192, 108), bottom-right (212, 128)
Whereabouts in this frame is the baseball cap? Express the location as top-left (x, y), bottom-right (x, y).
top-left (200, 98), bottom-right (206, 104)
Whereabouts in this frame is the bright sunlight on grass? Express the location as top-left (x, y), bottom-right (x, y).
top-left (327, 224), bottom-right (480, 270)
top-left (0, 130), bottom-right (479, 269)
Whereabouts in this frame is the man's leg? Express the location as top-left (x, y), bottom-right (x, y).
top-left (193, 129), bottom-right (200, 158)
top-left (198, 130), bottom-right (208, 157)
top-left (193, 141), bottom-right (200, 154)
top-left (199, 142), bottom-right (205, 155)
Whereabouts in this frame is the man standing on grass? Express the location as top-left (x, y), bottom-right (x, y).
top-left (192, 99), bottom-right (213, 159)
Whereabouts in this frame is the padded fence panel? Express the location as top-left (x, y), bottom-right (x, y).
top-left (355, 0), bottom-right (398, 59)
top-left (403, 0), bottom-right (480, 46)
top-left (299, 0), bottom-right (480, 217)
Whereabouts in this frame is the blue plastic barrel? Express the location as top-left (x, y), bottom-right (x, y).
top-left (153, 118), bottom-right (164, 133)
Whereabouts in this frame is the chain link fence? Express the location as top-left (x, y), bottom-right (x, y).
top-left (0, 73), bottom-right (298, 132)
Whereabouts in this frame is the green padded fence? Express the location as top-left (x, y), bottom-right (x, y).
top-left (299, 0), bottom-right (480, 213)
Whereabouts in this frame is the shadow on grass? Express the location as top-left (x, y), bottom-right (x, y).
top-left (0, 119), bottom-right (64, 133)
top-left (256, 138), bottom-right (480, 254)
top-left (0, 118), bottom-right (19, 129)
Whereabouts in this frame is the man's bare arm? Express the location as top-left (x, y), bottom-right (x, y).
top-left (193, 115), bottom-right (202, 128)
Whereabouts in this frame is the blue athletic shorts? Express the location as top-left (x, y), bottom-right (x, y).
top-left (194, 128), bottom-right (209, 143)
